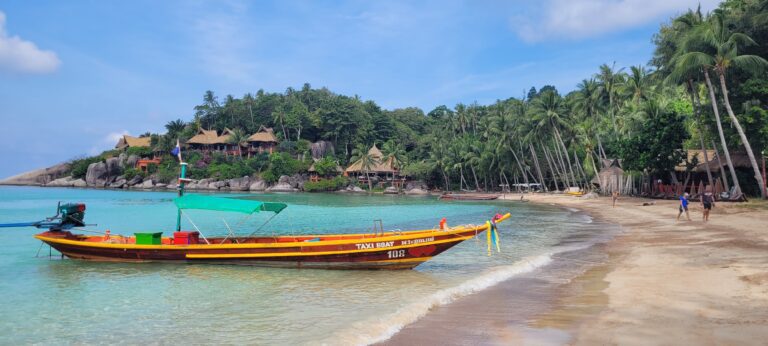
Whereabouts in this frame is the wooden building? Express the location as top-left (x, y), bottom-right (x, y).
top-left (246, 126), bottom-right (278, 155)
top-left (115, 135), bottom-right (151, 150)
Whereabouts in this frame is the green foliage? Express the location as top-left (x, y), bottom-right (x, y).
top-left (69, 156), bottom-right (102, 179)
top-left (313, 157), bottom-right (339, 177)
top-left (123, 168), bottom-right (143, 180)
top-left (303, 176), bottom-right (349, 192)
top-left (618, 105), bottom-right (689, 176)
top-left (108, 0), bottom-right (767, 195)
top-left (401, 161), bottom-right (433, 181)
top-left (126, 146), bottom-right (153, 157)
top-left (263, 152), bottom-right (304, 181)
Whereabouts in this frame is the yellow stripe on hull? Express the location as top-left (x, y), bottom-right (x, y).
top-left (184, 237), bottom-right (473, 259)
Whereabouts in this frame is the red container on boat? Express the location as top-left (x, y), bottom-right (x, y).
top-left (173, 231), bottom-right (200, 245)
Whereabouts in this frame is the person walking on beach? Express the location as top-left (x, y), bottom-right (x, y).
top-left (612, 190), bottom-right (619, 208)
top-left (677, 193), bottom-right (692, 221)
top-left (701, 189), bottom-right (715, 222)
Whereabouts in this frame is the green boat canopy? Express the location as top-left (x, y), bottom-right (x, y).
top-left (174, 194), bottom-right (287, 214)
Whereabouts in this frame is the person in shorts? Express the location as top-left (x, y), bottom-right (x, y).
top-left (701, 189), bottom-right (715, 222)
top-left (677, 193), bottom-right (691, 221)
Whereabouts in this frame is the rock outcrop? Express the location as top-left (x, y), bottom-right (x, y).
top-left (0, 162), bottom-right (71, 186)
top-left (310, 141), bottom-right (335, 159)
top-left (85, 162), bottom-right (108, 187)
top-left (110, 178), bottom-right (128, 189)
top-left (228, 176), bottom-right (251, 191)
top-left (46, 176), bottom-right (75, 187)
top-left (340, 185), bottom-right (366, 193)
top-left (405, 187), bottom-right (429, 195)
top-left (127, 175), bottom-right (143, 186)
top-left (384, 186), bottom-right (399, 194)
top-left (126, 155), bottom-right (139, 169)
top-left (139, 179), bottom-right (154, 189)
top-left (84, 158), bottom-right (123, 187)
top-left (267, 175), bottom-right (299, 192)
top-left (249, 179), bottom-right (267, 191)
top-left (72, 179), bottom-right (87, 187)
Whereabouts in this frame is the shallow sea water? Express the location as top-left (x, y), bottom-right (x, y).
top-left (0, 186), bottom-right (604, 345)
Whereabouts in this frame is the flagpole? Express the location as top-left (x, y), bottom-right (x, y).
top-left (174, 139), bottom-right (187, 232)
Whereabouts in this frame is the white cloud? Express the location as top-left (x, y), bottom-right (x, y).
top-left (0, 11), bottom-right (61, 74)
top-left (512, 0), bottom-right (722, 42)
top-left (104, 130), bottom-right (129, 145)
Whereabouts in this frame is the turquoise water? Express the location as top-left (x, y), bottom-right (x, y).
top-left (0, 186), bottom-right (596, 345)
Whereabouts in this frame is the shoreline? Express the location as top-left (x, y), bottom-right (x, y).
top-left (384, 193), bottom-right (768, 345)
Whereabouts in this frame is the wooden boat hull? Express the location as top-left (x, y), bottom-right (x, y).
top-left (439, 193), bottom-right (500, 200)
top-left (34, 213), bottom-right (509, 270)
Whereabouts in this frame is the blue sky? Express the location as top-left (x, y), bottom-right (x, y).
top-left (0, 0), bottom-right (720, 178)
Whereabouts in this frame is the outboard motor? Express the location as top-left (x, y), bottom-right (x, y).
top-left (54, 203), bottom-right (87, 230)
top-left (0, 202), bottom-right (87, 230)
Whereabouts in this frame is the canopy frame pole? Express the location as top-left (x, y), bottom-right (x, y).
top-left (181, 210), bottom-right (210, 244)
top-left (247, 213), bottom-right (279, 238)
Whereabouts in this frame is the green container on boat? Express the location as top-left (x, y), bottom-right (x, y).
top-left (135, 232), bottom-right (162, 245)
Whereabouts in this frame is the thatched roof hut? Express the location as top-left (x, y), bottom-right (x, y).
top-left (186, 129), bottom-right (220, 145)
top-left (344, 145), bottom-right (400, 174)
top-left (115, 135), bottom-right (151, 149)
top-left (247, 126), bottom-right (278, 143)
top-left (592, 158), bottom-right (624, 192)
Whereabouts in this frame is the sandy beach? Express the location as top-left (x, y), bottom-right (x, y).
top-left (385, 194), bottom-right (768, 345)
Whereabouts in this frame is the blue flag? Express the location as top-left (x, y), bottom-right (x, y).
top-left (171, 139), bottom-right (182, 161)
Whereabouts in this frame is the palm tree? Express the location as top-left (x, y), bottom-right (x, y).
top-left (596, 63), bottom-right (625, 133)
top-left (243, 93), bottom-right (256, 130)
top-left (165, 119), bottom-right (186, 138)
top-left (529, 90), bottom-right (577, 187)
top-left (573, 78), bottom-right (607, 159)
top-left (381, 140), bottom-right (406, 168)
top-left (624, 65), bottom-right (654, 104)
top-left (677, 12), bottom-right (768, 197)
top-left (350, 144), bottom-right (380, 191)
top-left (667, 8), bottom-right (716, 190)
top-left (428, 138), bottom-right (452, 191)
top-left (227, 129), bottom-right (248, 159)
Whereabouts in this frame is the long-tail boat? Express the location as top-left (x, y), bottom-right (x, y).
top-left (4, 161), bottom-right (510, 270)
top-left (439, 193), bottom-right (501, 201)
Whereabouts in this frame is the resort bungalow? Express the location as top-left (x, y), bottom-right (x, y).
top-left (246, 126), bottom-right (278, 156)
top-left (344, 144), bottom-right (403, 187)
top-left (186, 129), bottom-right (220, 151)
top-left (114, 135), bottom-right (151, 150)
top-left (308, 159), bottom-right (344, 182)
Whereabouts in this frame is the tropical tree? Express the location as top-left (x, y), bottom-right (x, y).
top-left (350, 144), bottom-right (380, 191)
top-left (596, 63), bottom-right (625, 133)
top-left (227, 128), bottom-right (248, 158)
top-left (165, 119), bottom-right (186, 138)
top-left (677, 12), bottom-right (768, 197)
top-left (529, 90), bottom-right (577, 187)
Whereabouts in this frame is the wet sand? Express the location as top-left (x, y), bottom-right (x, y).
top-left (383, 194), bottom-right (768, 345)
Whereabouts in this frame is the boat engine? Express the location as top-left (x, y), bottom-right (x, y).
top-left (54, 203), bottom-right (87, 230)
top-left (0, 202), bottom-right (87, 230)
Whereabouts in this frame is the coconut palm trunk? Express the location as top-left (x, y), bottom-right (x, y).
top-left (469, 166), bottom-right (480, 191)
top-left (552, 141), bottom-right (571, 187)
top-left (713, 140), bottom-right (730, 192)
top-left (703, 69), bottom-right (742, 194)
top-left (590, 151), bottom-right (603, 191)
top-left (717, 72), bottom-right (766, 198)
top-left (554, 127), bottom-right (577, 185)
top-left (529, 144), bottom-right (546, 191)
top-left (687, 80), bottom-right (714, 188)
top-left (542, 144), bottom-right (561, 191)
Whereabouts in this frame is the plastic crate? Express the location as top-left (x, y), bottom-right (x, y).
top-left (135, 232), bottom-right (163, 245)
